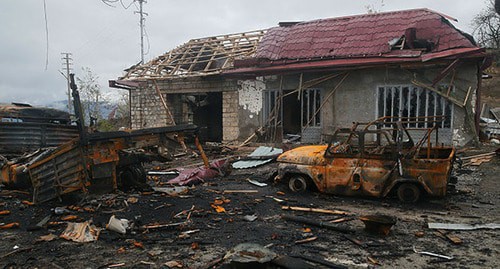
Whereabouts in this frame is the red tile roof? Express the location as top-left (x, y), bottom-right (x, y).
top-left (255, 8), bottom-right (476, 61)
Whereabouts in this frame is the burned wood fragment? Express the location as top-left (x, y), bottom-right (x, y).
top-left (281, 215), bottom-right (354, 234)
top-left (290, 254), bottom-right (348, 269)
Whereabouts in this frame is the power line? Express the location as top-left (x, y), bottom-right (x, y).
top-left (61, 53), bottom-right (73, 114)
top-left (102, 0), bottom-right (148, 63)
top-left (134, 0), bottom-right (148, 63)
top-left (43, 0), bottom-right (49, 70)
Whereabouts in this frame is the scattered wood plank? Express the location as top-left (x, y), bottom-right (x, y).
top-left (0, 247), bottom-right (32, 260)
top-left (445, 234), bottom-right (463, 245)
top-left (223, 190), bottom-right (259, 194)
top-left (295, 236), bottom-right (318, 244)
top-left (141, 221), bottom-right (188, 230)
top-left (329, 217), bottom-right (351, 223)
top-left (433, 229), bottom-right (462, 244)
top-left (282, 206), bottom-right (349, 215)
top-left (342, 235), bottom-right (365, 247)
top-left (367, 256), bottom-right (381, 266)
top-left (282, 215), bottom-right (354, 234)
top-left (461, 152), bottom-right (496, 160)
top-left (290, 254), bottom-right (348, 269)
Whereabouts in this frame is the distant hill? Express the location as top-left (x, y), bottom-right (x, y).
top-left (43, 99), bottom-right (119, 121)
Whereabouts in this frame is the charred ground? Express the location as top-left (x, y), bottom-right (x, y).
top-left (0, 147), bottom-right (498, 269)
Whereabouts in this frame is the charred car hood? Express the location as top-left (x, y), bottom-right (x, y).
top-left (277, 145), bottom-right (328, 165)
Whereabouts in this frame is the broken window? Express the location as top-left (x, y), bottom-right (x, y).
top-left (377, 86), bottom-right (453, 129)
top-left (263, 90), bottom-right (282, 126)
top-left (301, 88), bottom-right (322, 127)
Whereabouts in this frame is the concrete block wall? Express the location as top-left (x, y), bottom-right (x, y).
top-left (261, 63), bottom-right (479, 146)
top-left (222, 91), bottom-right (239, 141)
top-left (129, 78), bottom-right (241, 143)
top-left (130, 87), bottom-right (170, 129)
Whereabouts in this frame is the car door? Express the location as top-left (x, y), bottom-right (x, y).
top-left (358, 131), bottom-right (398, 197)
top-left (324, 134), bottom-right (362, 196)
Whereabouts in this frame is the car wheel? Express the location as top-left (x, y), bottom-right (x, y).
top-left (397, 183), bottom-right (420, 203)
top-left (288, 175), bottom-right (308, 192)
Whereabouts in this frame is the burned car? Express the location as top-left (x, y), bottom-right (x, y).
top-left (275, 117), bottom-right (456, 202)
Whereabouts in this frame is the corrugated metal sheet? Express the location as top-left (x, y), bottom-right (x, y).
top-left (30, 140), bottom-right (87, 204)
top-left (0, 122), bottom-right (78, 156)
top-left (232, 146), bottom-right (283, 169)
top-left (255, 9), bottom-right (475, 61)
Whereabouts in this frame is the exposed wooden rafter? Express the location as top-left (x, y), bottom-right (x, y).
top-left (121, 30), bottom-right (266, 80)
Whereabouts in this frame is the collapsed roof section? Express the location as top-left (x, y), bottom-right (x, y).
top-left (120, 30), bottom-right (266, 81)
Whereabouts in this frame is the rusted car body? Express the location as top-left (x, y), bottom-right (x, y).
top-left (275, 117), bottom-right (456, 202)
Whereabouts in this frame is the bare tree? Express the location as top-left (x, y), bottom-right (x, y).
top-left (473, 0), bottom-right (500, 48)
top-left (365, 0), bottom-right (385, 14)
top-left (77, 67), bottom-right (102, 126)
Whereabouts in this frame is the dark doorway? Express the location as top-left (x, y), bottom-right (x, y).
top-left (282, 90), bottom-right (301, 136)
top-left (189, 92), bottom-right (222, 142)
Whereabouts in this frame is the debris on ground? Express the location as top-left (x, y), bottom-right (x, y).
top-left (359, 214), bottom-right (397, 236)
top-left (168, 159), bottom-right (231, 185)
top-left (59, 221), bottom-right (100, 243)
top-left (428, 222), bottom-right (500, 230)
top-left (413, 246), bottom-right (454, 260)
top-left (232, 146), bottom-right (283, 169)
top-left (0, 136), bottom-right (499, 268)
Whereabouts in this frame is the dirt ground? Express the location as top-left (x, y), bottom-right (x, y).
top-left (0, 146), bottom-right (499, 269)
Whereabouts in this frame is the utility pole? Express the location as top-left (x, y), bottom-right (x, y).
top-left (61, 52), bottom-right (73, 113)
top-left (134, 0), bottom-right (147, 63)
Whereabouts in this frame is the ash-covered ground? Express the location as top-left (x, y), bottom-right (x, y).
top-left (0, 147), bottom-right (498, 269)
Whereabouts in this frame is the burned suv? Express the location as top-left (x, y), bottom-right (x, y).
top-left (275, 117), bottom-right (456, 202)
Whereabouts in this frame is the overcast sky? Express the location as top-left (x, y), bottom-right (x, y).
top-left (0, 0), bottom-right (490, 105)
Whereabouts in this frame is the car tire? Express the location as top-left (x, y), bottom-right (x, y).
top-left (397, 183), bottom-right (420, 203)
top-left (288, 175), bottom-right (308, 192)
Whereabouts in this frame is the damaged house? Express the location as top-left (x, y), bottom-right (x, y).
top-left (111, 9), bottom-right (489, 146)
top-left (110, 30), bottom-right (267, 142)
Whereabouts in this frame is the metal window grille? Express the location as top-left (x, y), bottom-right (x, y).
top-left (377, 86), bottom-right (453, 128)
top-left (263, 90), bottom-right (281, 126)
top-left (301, 88), bottom-right (322, 127)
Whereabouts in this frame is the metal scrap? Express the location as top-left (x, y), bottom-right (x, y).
top-left (232, 146), bottom-right (283, 169)
top-left (413, 246), bottom-right (453, 260)
top-left (428, 222), bottom-right (500, 230)
top-left (247, 178), bottom-right (268, 187)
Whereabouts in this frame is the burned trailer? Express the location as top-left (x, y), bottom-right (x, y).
top-left (275, 117), bottom-right (456, 202)
top-left (0, 103), bottom-right (78, 158)
top-left (0, 74), bottom-right (204, 203)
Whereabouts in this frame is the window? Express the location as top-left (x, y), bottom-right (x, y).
top-left (263, 90), bottom-right (281, 126)
top-left (377, 86), bottom-right (452, 129)
top-left (302, 88), bottom-right (322, 127)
